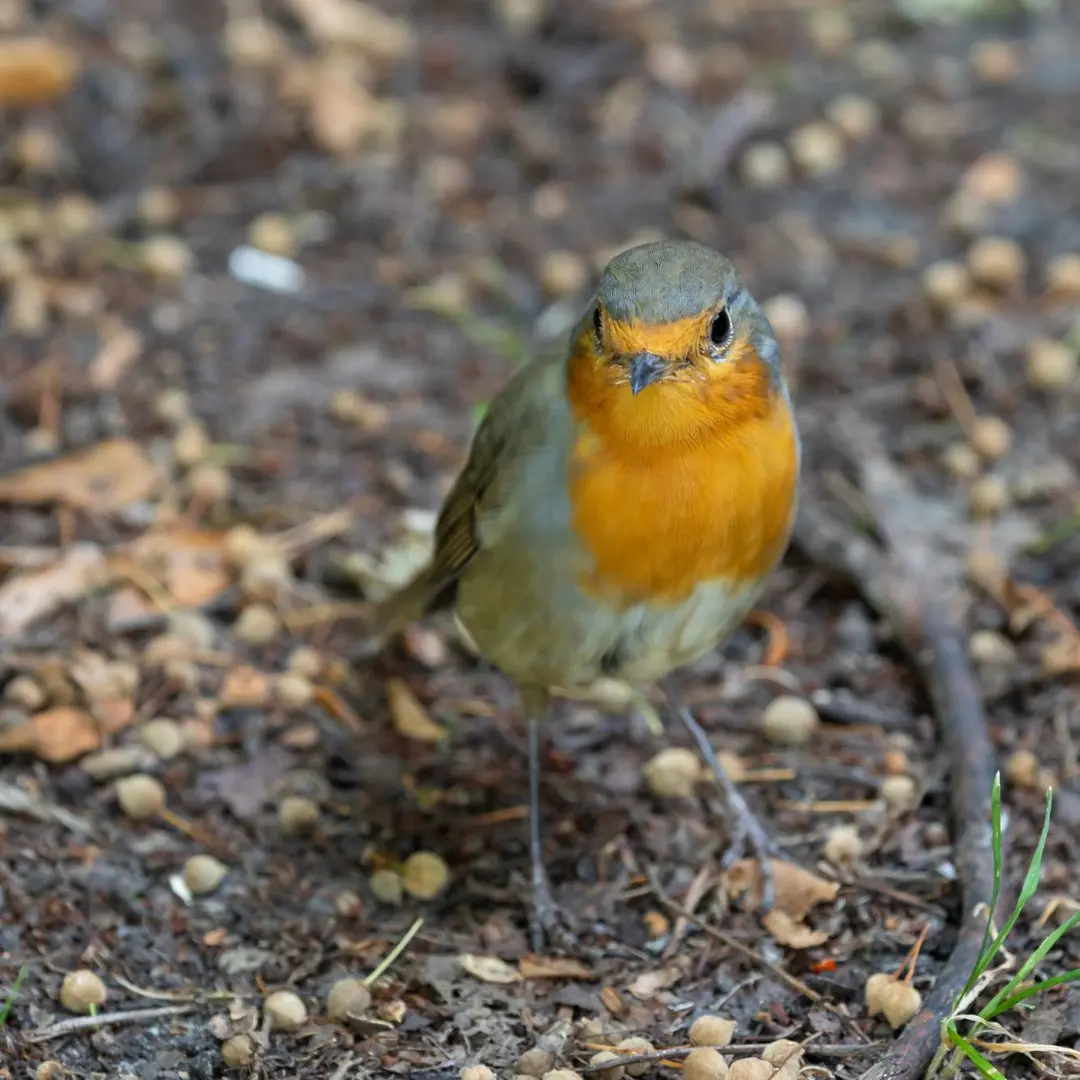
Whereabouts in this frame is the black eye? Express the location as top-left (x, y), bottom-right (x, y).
top-left (710, 308), bottom-right (732, 347)
top-left (592, 305), bottom-right (603, 341)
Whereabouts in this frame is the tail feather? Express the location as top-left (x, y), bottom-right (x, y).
top-left (373, 562), bottom-right (458, 633)
top-left (352, 564), bottom-right (458, 664)
top-left (373, 570), bottom-right (432, 635)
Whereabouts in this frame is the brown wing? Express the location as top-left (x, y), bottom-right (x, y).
top-left (429, 428), bottom-right (502, 584)
top-left (373, 351), bottom-right (560, 632)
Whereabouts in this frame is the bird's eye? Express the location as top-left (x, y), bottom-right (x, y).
top-left (592, 305), bottom-right (603, 343)
top-left (710, 308), bottom-right (732, 348)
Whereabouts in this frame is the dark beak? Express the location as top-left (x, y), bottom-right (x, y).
top-left (628, 352), bottom-right (666, 396)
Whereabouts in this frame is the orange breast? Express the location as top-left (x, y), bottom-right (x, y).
top-left (567, 395), bottom-right (799, 606)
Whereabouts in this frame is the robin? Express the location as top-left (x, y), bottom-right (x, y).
top-left (375, 239), bottom-right (800, 948)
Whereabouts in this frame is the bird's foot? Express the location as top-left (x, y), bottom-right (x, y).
top-left (528, 867), bottom-right (586, 956)
top-left (667, 694), bottom-right (780, 911)
top-left (714, 772), bottom-right (780, 911)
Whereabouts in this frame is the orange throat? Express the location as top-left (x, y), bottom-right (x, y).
top-left (565, 345), bottom-right (799, 606)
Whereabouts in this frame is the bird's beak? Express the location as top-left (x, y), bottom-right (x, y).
top-left (627, 352), bottom-right (667, 396)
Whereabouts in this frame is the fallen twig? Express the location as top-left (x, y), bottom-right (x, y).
top-left (0, 781), bottom-right (94, 836)
top-left (28, 1003), bottom-right (196, 1041)
top-left (274, 504), bottom-right (357, 558)
top-left (661, 862), bottom-right (713, 962)
top-left (792, 414), bottom-right (997, 1080)
top-left (329, 1052), bottom-right (356, 1080)
top-left (644, 866), bottom-right (821, 1004)
top-left (311, 683), bottom-right (366, 733)
top-left (109, 974), bottom-right (235, 1005)
top-left (576, 1039), bottom-right (880, 1072)
top-left (643, 865), bottom-right (865, 1041)
top-left (809, 689), bottom-right (918, 731)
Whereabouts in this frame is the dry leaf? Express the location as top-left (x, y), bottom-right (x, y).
top-left (284, 0), bottom-right (413, 59)
top-left (88, 327), bottom-right (144, 391)
top-left (0, 543), bottom-right (106, 639)
top-left (90, 697), bottom-right (135, 736)
top-left (0, 707), bottom-right (100, 763)
top-left (386, 677), bottom-right (444, 742)
top-left (63, 651), bottom-right (137, 737)
top-left (67, 650), bottom-right (125, 702)
top-left (0, 37), bottom-right (80, 106)
top-left (772, 861), bottom-right (841, 920)
top-left (627, 966), bottom-right (681, 999)
top-left (307, 69), bottom-right (374, 157)
top-left (518, 954), bottom-right (593, 980)
top-left (105, 585), bottom-right (158, 631)
top-left (762, 909), bottom-right (831, 949)
top-left (1000, 581), bottom-right (1080, 672)
top-left (221, 666), bottom-right (271, 709)
top-left (1041, 636), bottom-right (1080, 676)
top-left (334, 936), bottom-right (386, 963)
top-left (279, 722), bottom-right (320, 749)
top-left (600, 985), bottom-right (628, 1018)
top-left (458, 954), bottom-right (522, 985)
top-left (9, 358), bottom-right (61, 417)
top-left (0, 545), bottom-right (62, 572)
top-left (723, 859), bottom-right (839, 921)
top-left (0, 439), bottom-right (161, 513)
top-left (118, 528), bottom-right (230, 605)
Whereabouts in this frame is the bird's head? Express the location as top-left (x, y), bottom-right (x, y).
top-left (566, 240), bottom-right (787, 449)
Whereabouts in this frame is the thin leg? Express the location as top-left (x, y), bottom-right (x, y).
top-left (525, 712), bottom-right (582, 953)
top-left (528, 716), bottom-right (546, 899)
top-left (663, 680), bottom-right (778, 910)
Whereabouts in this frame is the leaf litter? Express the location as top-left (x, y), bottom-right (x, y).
top-left (0, 543), bottom-right (107, 639)
top-left (0, 1), bottom-right (1078, 1077)
top-left (0, 439), bottom-right (162, 514)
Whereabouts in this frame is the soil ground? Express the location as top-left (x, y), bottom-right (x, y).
top-left (1, 1), bottom-right (1079, 1078)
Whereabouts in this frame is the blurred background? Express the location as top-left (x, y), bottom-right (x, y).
top-left (1, 0), bottom-right (1079, 1076)
top-left (1, 0), bottom-right (1077, 508)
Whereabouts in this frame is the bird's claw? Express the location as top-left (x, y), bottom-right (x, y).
top-left (717, 787), bottom-right (780, 911)
top-left (528, 869), bottom-right (586, 956)
top-left (666, 694), bottom-right (781, 913)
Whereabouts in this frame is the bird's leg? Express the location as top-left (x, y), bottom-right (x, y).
top-left (661, 679), bottom-right (779, 910)
top-left (527, 713), bottom-right (560, 947)
top-left (523, 689), bottom-right (582, 953)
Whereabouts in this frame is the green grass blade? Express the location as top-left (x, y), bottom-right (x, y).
top-left (985, 967), bottom-right (1080, 1017)
top-left (963, 773), bottom-right (1005, 996)
top-left (984, 908), bottom-right (1080, 1017)
top-left (0, 965), bottom-right (29, 1026)
top-left (970, 785), bottom-right (1054, 992)
top-left (947, 1021), bottom-right (1008, 1080)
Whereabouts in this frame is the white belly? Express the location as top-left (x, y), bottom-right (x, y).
top-left (458, 564), bottom-right (764, 691)
top-left (587, 576), bottom-right (764, 684)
